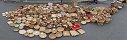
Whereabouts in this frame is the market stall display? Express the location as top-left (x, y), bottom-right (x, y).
top-left (2, 3), bottom-right (120, 40)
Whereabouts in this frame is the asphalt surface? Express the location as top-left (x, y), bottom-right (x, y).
top-left (0, 1), bottom-right (127, 40)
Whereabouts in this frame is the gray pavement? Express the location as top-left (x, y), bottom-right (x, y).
top-left (0, 1), bottom-right (127, 40)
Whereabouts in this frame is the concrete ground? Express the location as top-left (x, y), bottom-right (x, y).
top-left (0, 1), bottom-right (127, 40)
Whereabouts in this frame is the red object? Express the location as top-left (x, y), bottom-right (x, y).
top-left (84, 16), bottom-right (89, 19)
top-left (84, 15), bottom-right (93, 19)
top-left (87, 15), bottom-right (93, 19)
top-left (71, 25), bottom-right (81, 30)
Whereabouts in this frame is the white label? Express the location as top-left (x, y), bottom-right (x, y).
top-left (48, 2), bottom-right (53, 7)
